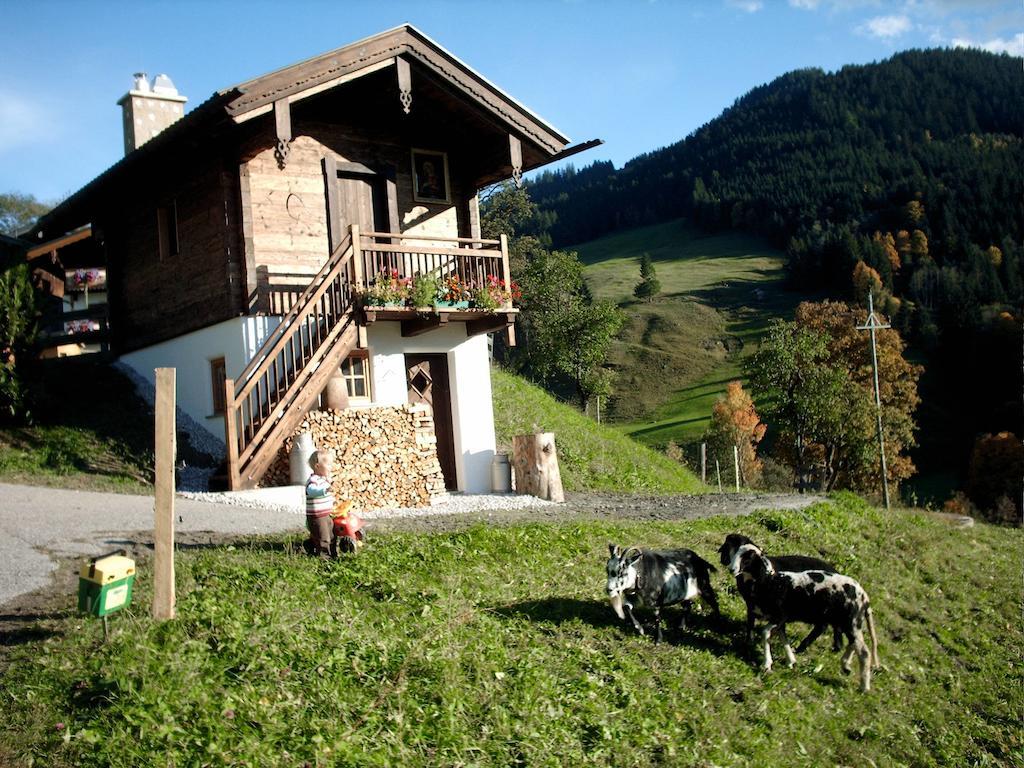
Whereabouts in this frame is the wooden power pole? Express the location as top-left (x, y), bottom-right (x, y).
top-left (857, 293), bottom-right (891, 510)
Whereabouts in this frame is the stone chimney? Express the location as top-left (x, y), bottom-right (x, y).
top-left (117, 72), bottom-right (187, 155)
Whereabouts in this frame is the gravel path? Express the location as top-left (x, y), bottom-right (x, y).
top-left (0, 481), bottom-right (824, 611)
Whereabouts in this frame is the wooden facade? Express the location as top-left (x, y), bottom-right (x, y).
top-left (28, 25), bottom-right (596, 489)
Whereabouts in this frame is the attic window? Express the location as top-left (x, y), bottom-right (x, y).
top-left (157, 201), bottom-right (179, 259)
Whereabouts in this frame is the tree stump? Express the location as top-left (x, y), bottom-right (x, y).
top-left (512, 432), bottom-right (564, 502)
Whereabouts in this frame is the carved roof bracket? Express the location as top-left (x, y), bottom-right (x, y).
top-left (396, 56), bottom-right (412, 114)
top-left (509, 134), bottom-right (523, 188)
top-left (274, 98), bottom-right (293, 169)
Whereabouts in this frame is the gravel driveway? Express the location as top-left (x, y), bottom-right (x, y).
top-left (0, 482), bottom-right (824, 613)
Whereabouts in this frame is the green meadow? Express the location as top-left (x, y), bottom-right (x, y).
top-left (573, 219), bottom-right (808, 453)
top-left (2, 494), bottom-right (1019, 767)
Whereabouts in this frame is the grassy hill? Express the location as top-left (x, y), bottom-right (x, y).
top-left (491, 367), bottom-right (703, 493)
top-left (572, 219), bottom-right (809, 454)
top-left (3, 494), bottom-right (1019, 766)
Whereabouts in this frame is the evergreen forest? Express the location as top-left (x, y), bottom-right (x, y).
top-left (525, 47), bottom-right (1023, 508)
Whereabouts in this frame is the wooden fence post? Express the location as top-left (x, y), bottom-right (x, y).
top-left (715, 459), bottom-right (722, 493)
top-left (153, 368), bottom-right (176, 621)
top-left (734, 445), bottom-right (741, 492)
top-left (700, 443), bottom-right (707, 485)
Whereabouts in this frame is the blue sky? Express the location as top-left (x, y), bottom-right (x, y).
top-left (2, 0), bottom-right (1021, 203)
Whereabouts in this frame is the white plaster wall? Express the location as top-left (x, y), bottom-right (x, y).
top-left (367, 323), bottom-right (496, 493)
top-left (118, 316), bottom-right (280, 446)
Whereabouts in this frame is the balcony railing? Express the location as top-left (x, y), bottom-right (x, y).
top-left (354, 227), bottom-right (510, 297)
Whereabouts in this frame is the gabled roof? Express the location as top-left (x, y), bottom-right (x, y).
top-left (221, 25), bottom-right (571, 154)
top-left (33, 25), bottom-right (580, 238)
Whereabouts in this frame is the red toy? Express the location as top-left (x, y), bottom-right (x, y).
top-left (330, 500), bottom-right (366, 555)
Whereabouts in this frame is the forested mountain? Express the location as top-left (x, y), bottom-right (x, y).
top-left (530, 49), bottom-right (1021, 265)
top-left (527, 47), bottom-right (1023, 506)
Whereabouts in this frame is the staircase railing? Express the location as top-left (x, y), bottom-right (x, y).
top-left (222, 233), bottom-right (357, 489)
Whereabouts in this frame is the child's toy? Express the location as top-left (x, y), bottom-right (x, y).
top-left (330, 499), bottom-right (367, 555)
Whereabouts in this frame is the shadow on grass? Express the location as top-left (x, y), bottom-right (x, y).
top-left (489, 597), bottom-right (747, 657)
top-left (0, 623), bottom-right (62, 647)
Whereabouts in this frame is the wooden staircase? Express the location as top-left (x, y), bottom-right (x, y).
top-left (222, 233), bottom-right (358, 490)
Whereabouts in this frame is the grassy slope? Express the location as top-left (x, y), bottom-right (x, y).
top-left (0, 362), bottom-right (157, 493)
top-left (491, 367), bottom-right (703, 493)
top-left (0, 361), bottom-right (217, 493)
top-left (572, 219), bottom-right (807, 451)
top-left (2, 494), bottom-right (1020, 767)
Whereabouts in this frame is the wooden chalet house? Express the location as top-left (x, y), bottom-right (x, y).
top-left (29, 25), bottom-right (595, 492)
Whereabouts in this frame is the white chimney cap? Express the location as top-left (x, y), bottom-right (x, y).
top-left (151, 74), bottom-right (179, 96)
top-left (132, 72), bottom-right (151, 92)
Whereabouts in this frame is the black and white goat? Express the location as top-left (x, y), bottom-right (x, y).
top-left (606, 544), bottom-right (719, 643)
top-left (718, 533), bottom-right (842, 652)
top-left (731, 543), bottom-right (880, 692)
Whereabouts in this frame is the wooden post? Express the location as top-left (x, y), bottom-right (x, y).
top-left (715, 459), bottom-right (722, 493)
top-left (351, 224), bottom-right (364, 290)
top-left (153, 368), bottom-right (176, 621)
top-left (223, 377), bottom-right (239, 491)
top-left (733, 445), bottom-right (740, 492)
top-left (499, 233), bottom-right (515, 347)
top-left (700, 443), bottom-right (707, 485)
top-left (511, 432), bottom-right (565, 502)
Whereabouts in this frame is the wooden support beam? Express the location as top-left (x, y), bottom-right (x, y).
top-left (274, 98), bottom-right (292, 168)
top-left (323, 155), bottom-right (341, 253)
top-left (509, 135), bottom-right (523, 188)
top-left (466, 312), bottom-right (516, 338)
top-left (153, 368), bottom-right (176, 621)
top-left (402, 312), bottom-right (449, 338)
top-left (396, 55), bottom-right (412, 114)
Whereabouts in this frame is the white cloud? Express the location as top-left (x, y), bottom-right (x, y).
top-left (727, 0), bottom-right (764, 13)
top-left (789, 0), bottom-right (821, 9)
top-left (952, 32), bottom-right (1024, 56)
top-left (857, 14), bottom-right (913, 38)
top-left (0, 91), bottom-right (56, 152)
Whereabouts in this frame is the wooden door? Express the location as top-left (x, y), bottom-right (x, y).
top-left (337, 172), bottom-right (386, 234)
top-left (406, 353), bottom-right (457, 490)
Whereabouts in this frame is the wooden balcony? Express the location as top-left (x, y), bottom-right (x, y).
top-left (353, 227), bottom-right (517, 341)
top-left (253, 226), bottom-right (518, 343)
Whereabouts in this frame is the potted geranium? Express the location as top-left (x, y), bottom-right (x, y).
top-left (435, 274), bottom-right (471, 308)
top-left (472, 275), bottom-right (521, 309)
top-left (363, 269), bottom-right (411, 307)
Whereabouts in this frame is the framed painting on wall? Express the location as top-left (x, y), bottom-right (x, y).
top-left (411, 149), bottom-right (450, 204)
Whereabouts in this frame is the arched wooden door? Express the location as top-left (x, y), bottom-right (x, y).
top-left (405, 353), bottom-right (457, 490)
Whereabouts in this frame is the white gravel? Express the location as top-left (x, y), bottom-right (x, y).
top-left (177, 486), bottom-right (558, 519)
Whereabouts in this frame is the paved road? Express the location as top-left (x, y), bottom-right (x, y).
top-left (0, 483), bottom-right (304, 607)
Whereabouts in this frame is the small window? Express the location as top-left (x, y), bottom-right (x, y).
top-left (341, 350), bottom-right (370, 401)
top-left (210, 357), bottom-right (227, 415)
top-left (157, 201), bottom-right (179, 260)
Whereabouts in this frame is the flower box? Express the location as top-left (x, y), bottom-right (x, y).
top-left (435, 300), bottom-right (469, 309)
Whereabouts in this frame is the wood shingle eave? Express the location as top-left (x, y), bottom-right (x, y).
top-left (220, 24), bottom-right (570, 156)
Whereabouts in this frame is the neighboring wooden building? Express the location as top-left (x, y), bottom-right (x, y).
top-left (30, 25), bottom-right (596, 492)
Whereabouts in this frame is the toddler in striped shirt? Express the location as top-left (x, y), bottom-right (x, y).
top-left (304, 450), bottom-right (335, 559)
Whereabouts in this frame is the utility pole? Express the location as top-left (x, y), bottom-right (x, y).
top-left (857, 292), bottom-right (891, 510)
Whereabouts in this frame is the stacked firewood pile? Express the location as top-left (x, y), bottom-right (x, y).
top-left (263, 404), bottom-right (447, 509)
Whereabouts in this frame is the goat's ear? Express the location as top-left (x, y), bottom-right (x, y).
top-left (608, 543), bottom-right (620, 558)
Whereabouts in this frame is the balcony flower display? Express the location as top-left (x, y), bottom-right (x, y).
top-left (435, 275), bottom-right (471, 308)
top-left (472, 275), bottom-right (521, 310)
top-left (364, 269), bottom-right (411, 306)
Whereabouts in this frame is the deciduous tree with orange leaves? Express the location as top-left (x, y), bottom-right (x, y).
top-left (748, 300), bottom-right (922, 494)
top-left (704, 381), bottom-right (767, 487)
